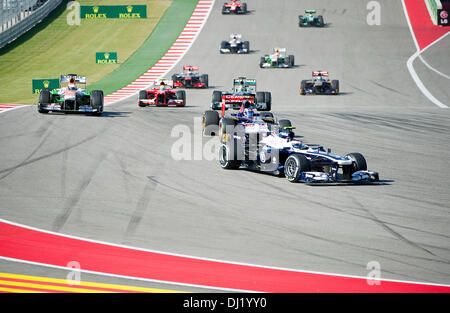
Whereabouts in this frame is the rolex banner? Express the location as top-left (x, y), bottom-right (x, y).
top-left (80, 5), bottom-right (147, 19)
top-left (96, 52), bottom-right (118, 64)
top-left (32, 79), bottom-right (60, 94)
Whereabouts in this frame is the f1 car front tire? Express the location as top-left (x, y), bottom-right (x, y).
top-left (138, 90), bottom-right (148, 107)
top-left (38, 89), bottom-right (51, 114)
top-left (176, 90), bottom-right (186, 106)
top-left (90, 90), bottom-right (104, 116)
top-left (284, 154), bottom-right (312, 183)
top-left (219, 143), bottom-right (241, 169)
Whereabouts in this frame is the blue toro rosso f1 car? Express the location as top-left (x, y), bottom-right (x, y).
top-left (219, 126), bottom-right (379, 183)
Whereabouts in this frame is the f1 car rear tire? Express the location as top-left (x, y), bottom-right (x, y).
top-left (260, 57), bottom-right (265, 68)
top-left (332, 80), bottom-right (340, 95)
top-left (298, 15), bottom-right (304, 27)
top-left (317, 15), bottom-right (325, 27)
top-left (284, 154), bottom-right (312, 183)
top-left (139, 90), bottom-right (148, 107)
top-left (38, 89), bottom-right (51, 113)
top-left (264, 92), bottom-right (271, 111)
top-left (241, 3), bottom-right (247, 14)
top-left (300, 80), bottom-right (307, 95)
top-left (288, 55), bottom-right (295, 67)
top-left (176, 90), bottom-right (186, 106)
top-left (90, 90), bottom-right (104, 116)
top-left (203, 110), bottom-right (220, 136)
top-left (220, 41), bottom-right (228, 53)
top-left (212, 90), bottom-right (222, 106)
top-left (256, 91), bottom-right (265, 105)
top-left (200, 74), bottom-right (209, 88)
top-left (243, 41), bottom-right (250, 53)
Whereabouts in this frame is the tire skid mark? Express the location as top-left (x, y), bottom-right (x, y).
top-left (51, 150), bottom-right (108, 233)
top-left (346, 194), bottom-right (447, 261)
top-left (0, 119), bottom-right (55, 181)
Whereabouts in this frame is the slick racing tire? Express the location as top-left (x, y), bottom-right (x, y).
top-left (243, 41), bottom-right (250, 53)
top-left (264, 92), bottom-right (271, 111)
top-left (288, 55), bottom-right (295, 67)
top-left (138, 90), bottom-right (148, 107)
top-left (203, 110), bottom-right (220, 136)
top-left (90, 90), bottom-right (104, 116)
top-left (331, 80), bottom-right (340, 95)
top-left (220, 41), bottom-right (228, 53)
top-left (300, 80), bottom-right (307, 95)
top-left (278, 119), bottom-right (292, 130)
top-left (317, 15), bottom-right (325, 27)
top-left (298, 15), bottom-right (304, 27)
top-left (219, 117), bottom-right (238, 144)
top-left (346, 152), bottom-right (367, 173)
top-left (241, 3), bottom-right (247, 14)
top-left (284, 154), bottom-right (312, 183)
top-left (212, 90), bottom-right (222, 108)
top-left (260, 56), bottom-right (265, 68)
top-left (176, 90), bottom-right (186, 106)
top-left (200, 74), bottom-right (209, 88)
top-left (219, 142), bottom-right (242, 169)
top-left (38, 88), bottom-right (51, 114)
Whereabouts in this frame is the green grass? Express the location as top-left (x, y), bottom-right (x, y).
top-left (0, 0), bottom-right (171, 104)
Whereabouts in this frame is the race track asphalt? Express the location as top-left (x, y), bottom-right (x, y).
top-left (0, 0), bottom-right (449, 289)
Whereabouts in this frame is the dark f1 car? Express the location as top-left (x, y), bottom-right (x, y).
top-left (300, 71), bottom-right (339, 95)
top-left (218, 126), bottom-right (379, 183)
top-left (220, 34), bottom-right (249, 54)
top-left (138, 79), bottom-right (186, 107)
top-left (210, 77), bottom-right (271, 111)
top-left (222, 0), bottom-right (248, 14)
top-left (172, 66), bottom-right (209, 89)
top-left (37, 74), bottom-right (104, 116)
top-left (299, 10), bottom-right (325, 27)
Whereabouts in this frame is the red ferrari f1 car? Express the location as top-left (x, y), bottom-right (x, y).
top-left (222, 0), bottom-right (248, 14)
top-left (138, 79), bottom-right (186, 107)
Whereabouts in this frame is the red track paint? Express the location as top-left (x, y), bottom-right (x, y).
top-left (1, 222), bottom-right (449, 292)
top-left (404, 0), bottom-right (449, 50)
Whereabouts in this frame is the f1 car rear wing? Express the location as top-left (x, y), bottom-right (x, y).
top-left (60, 74), bottom-right (86, 85)
top-left (230, 34), bottom-right (242, 39)
top-left (312, 71), bottom-right (329, 76)
top-left (154, 79), bottom-right (174, 88)
top-left (183, 65), bottom-right (199, 72)
top-left (233, 77), bottom-right (256, 87)
top-left (305, 9), bottom-right (316, 14)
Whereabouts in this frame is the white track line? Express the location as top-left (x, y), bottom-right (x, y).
top-left (2, 218), bottom-right (449, 288)
top-left (401, 0), bottom-right (449, 108)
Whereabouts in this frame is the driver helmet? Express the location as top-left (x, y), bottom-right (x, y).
top-left (244, 108), bottom-right (254, 118)
top-left (159, 81), bottom-right (166, 90)
top-left (237, 80), bottom-right (245, 92)
top-left (68, 77), bottom-right (77, 90)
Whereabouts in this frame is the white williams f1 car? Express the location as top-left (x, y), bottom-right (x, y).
top-left (220, 34), bottom-right (250, 54)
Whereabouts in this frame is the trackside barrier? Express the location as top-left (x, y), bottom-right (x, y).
top-left (426, 0), bottom-right (442, 25)
top-left (0, 0), bottom-right (63, 49)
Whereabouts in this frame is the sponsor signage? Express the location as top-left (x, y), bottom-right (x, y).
top-left (438, 9), bottom-right (449, 25)
top-left (32, 79), bottom-right (59, 94)
top-left (96, 52), bottom-right (118, 64)
top-left (80, 5), bottom-right (147, 19)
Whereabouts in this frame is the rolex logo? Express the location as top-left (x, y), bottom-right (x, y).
top-left (127, 5), bottom-right (133, 13)
top-left (104, 53), bottom-right (110, 59)
top-left (93, 6), bottom-right (99, 13)
top-left (43, 80), bottom-right (50, 88)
